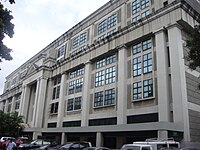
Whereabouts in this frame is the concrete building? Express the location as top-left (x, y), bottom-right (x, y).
top-left (0, 0), bottom-right (200, 148)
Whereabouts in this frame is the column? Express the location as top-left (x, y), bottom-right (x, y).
top-left (34, 77), bottom-right (48, 128)
top-left (11, 96), bottom-right (15, 112)
top-left (117, 45), bottom-right (127, 124)
top-left (155, 28), bottom-right (170, 122)
top-left (32, 131), bottom-right (42, 140)
top-left (81, 61), bottom-right (92, 127)
top-left (158, 130), bottom-right (168, 140)
top-left (96, 132), bottom-right (103, 147)
top-left (43, 79), bottom-right (53, 128)
top-left (4, 99), bottom-right (8, 113)
top-left (57, 73), bottom-right (67, 127)
top-left (61, 132), bottom-right (67, 145)
top-left (168, 24), bottom-right (190, 141)
top-left (32, 78), bottom-right (41, 127)
top-left (20, 85), bottom-right (31, 123)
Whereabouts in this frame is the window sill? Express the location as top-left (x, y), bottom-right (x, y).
top-left (132, 97), bottom-right (155, 102)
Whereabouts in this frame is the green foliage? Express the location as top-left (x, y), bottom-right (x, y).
top-left (186, 25), bottom-right (200, 89)
top-left (0, 111), bottom-right (24, 137)
top-left (0, 2), bottom-right (14, 62)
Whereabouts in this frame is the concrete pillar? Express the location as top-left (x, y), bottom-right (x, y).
top-left (57, 73), bottom-right (67, 127)
top-left (155, 28), bottom-right (170, 122)
top-left (11, 96), bottom-right (15, 112)
top-left (168, 24), bottom-right (190, 141)
top-left (43, 79), bottom-right (53, 128)
top-left (32, 79), bottom-right (40, 127)
top-left (61, 132), bottom-right (67, 144)
top-left (20, 85), bottom-right (31, 123)
top-left (81, 61), bottom-right (92, 127)
top-left (117, 45), bottom-right (127, 124)
top-left (32, 132), bottom-right (42, 140)
top-left (34, 77), bottom-right (48, 128)
top-left (158, 130), bottom-right (168, 140)
top-left (4, 99), bottom-right (9, 113)
top-left (96, 132), bottom-right (103, 147)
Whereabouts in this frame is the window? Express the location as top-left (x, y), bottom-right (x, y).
top-left (75, 78), bottom-right (83, 93)
top-left (98, 20), bottom-right (107, 35)
top-left (68, 78), bottom-right (83, 94)
top-left (67, 98), bottom-right (74, 111)
top-left (96, 58), bottom-right (106, 69)
top-left (50, 102), bottom-right (59, 114)
top-left (11, 77), bottom-right (17, 86)
top-left (107, 14), bottom-right (117, 29)
top-left (57, 44), bottom-right (65, 59)
top-left (132, 0), bottom-right (140, 14)
top-left (104, 89), bottom-right (115, 105)
top-left (133, 81), bottom-right (142, 100)
top-left (132, 0), bottom-right (151, 22)
top-left (52, 77), bottom-right (61, 100)
top-left (106, 54), bottom-right (116, 65)
top-left (143, 79), bottom-right (153, 98)
top-left (7, 98), bottom-right (12, 112)
top-left (133, 57), bottom-right (142, 76)
top-left (97, 14), bottom-right (117, 36)
top-left (105, 66), bottom-right (116, 84)
top-left (132, 39), bottom-right (152, 76)
top-left (95, 70), bottom-right (105, 87)
top-left (79, 32), bottom-right (87, 45)
top-left (67, 97), bottom-right (82, 111)
top-left (69, 68), bottom-right (84, 79)
top-left (94, 91), bottom-right (104, 107)
top-left (143, 53), bottom-right (152, 73)
top-left (133, 79), bottom-right (153, 100)
top-left (15, 94), bottom-right (21, 110)
top-left (68, 80), bottom-right (76, 94)
top-left (72, 32), bottom-right (88, 49)
top-left (132, 43), bottom-right (141, 54)
top-left (94, 89), bottom-right (115, 107)
top-left (141, 0), bottom-right (150, 9)
top-left (72, 36), bottom-right (79, 49)
top-left (96, 54), bottom-right (116, 68)
top-left (89, 117), bottom-right (117, 126)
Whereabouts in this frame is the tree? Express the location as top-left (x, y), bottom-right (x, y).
top-left (0, 1), bottom-right (14, 63)
top-left (0, 111), bottom-right (24, 137)
top-left (186, 25), bottom-right (200, 89)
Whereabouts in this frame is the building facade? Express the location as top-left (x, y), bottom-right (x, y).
top-left (0, 0), bottom-right (200, 148)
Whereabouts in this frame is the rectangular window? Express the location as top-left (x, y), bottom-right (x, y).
top-left (133, 81), bottom-right (142, 100)
top-left (132, 43), bottom-right (141, 54)
top-left (132, 15), bottom-right (141, 22)
top-left (72, 36), bottom-right (79, 49)
top-left (105, 66), bottom-right (116, 84)
top-left (107, 14), bottom-right (117, 29)
top-left (141, 9), bottom-right (150, 18)
top-left (142, 39), bottom-right (151, 50)
top-left (74, 97), bottom-right (81, 110)
top-left (68, 80), bottom-right (76, 95)
top-left (143, 52), bottom-right (152, 73)
top-left (133, 57), bottom-right (142, 76)
top-left (141, 0), bottom-right (150, 9)
top-left (67, 98), bottom-right (74, 111)
top-left (15, 94), bottom-right (21, 110)
top-left (57, 45), bottom-right (65, 58)
top-left (7, 98), bottom-right (12, 112)
top-left (94, 91), bottom-right (104, 107)
top-left (75, 78), bottom-right (83, 93)
top-left (96, 58), bottom-right (106, 69)
top-left (50, 102), bottom-right (59, 114)
top-left (143, 79), bottom-right (153, 98)
top-left (132, 0), bottom-right (140, 15)
top-left (98, 20), bottom-right (107, 35)
top-left (104, 89), bottom-right (115, 105)
top-left (106, 54), bottom-right (116, 65)
top-left (79, 32), bottom-right (87, 45)
top-left (52, 85), bottom-right (60, 99)
top-left (69, 68), bottom-right (84, 79)
top-left (95, 70), bottom-right (105, 87)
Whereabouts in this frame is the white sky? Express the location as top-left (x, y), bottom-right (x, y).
top-left (0, 0), bottom-right (109, 94)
